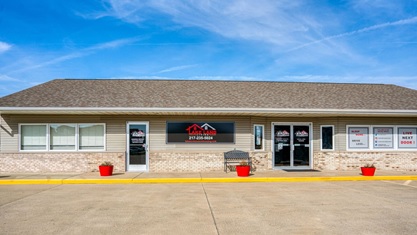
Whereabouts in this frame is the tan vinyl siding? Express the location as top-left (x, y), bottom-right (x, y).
top-left (315, 117), bottom-right (417, 151)
top-left (102, 115), bottom-right (253, 152)
top-left (1, 114), bottom-right (416, 154)
top-left (0, 115), bottom-right (18, 152)
top-left (150, 116), bottom-right (251, 152)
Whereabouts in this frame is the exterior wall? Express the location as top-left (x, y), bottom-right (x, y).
top-left (0, 114), bottom-right (416, 173)
top-left (313, 117), bottom-right (417, 152)
top-left (149, 151), bottom-right (272, 172)
top-left (314, 151), bottom-right (417, 172)
top-left (0, 152), bottom-right (125, 173)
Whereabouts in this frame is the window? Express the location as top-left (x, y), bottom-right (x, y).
top-left (50, 124), bottom-right (76, 150)
top-left (79, 124), bottom-right (105, 150)
top-left (398, 127), bottom-right (417, 149)
top-left (321, 125), bottom-right (334, 150)
top-left (347, 125), bottom-right (417, 151)
top-left (373, 127), bottom-right (394, 149)
top-left (19, 123), bottom-right (105, 151)
top-left (254, 124), bottom-right (264, 151)
top-left (347, 126), bottom-right (369, 149)
top-left (20, 125), bottom-right (47, 150)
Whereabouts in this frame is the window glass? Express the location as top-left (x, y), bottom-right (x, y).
top-left (79, 124), bottom-right (105, 150)
top-left (321, 126), bottom-right (333, 150)
top-left (254, 125), bottom-right (264, 150)
top-left (373, 127), bottom-right (394, 149)
top-left (21, 125), bottom-right (47, 150)
top-left (398, 127), bottom-right (417, 148)
top-left (348, 127), bottom-right (369, 149)
top-left (50, 124), bottom-right (76, 150)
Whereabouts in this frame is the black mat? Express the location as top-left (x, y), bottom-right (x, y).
top-left (282, 169), bottom-right (321, 172)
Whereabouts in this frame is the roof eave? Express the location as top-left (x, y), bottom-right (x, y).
top-left (1, 107), bottom-right (417, 117)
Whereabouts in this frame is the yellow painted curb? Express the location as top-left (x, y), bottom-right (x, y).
top-left (0, 176), bottom-right (416, 185)
top-left (0, 179), bottom-right (63, 185)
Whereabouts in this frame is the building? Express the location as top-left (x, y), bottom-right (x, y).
top-left (0, 79), bottom-right (416, 173)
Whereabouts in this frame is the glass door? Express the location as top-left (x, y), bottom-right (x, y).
top-left (127, 122), bottom-right (149, 172)
top-left (273, 123), bottom-right (311, 169)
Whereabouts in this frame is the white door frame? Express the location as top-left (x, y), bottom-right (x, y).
top-left (126, 121), bottom-right (149, 172)
top-left (271, 122), bottom-right (313, 170)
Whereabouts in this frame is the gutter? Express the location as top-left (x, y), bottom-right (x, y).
top-left (0, 107), bottom-right (417, 116)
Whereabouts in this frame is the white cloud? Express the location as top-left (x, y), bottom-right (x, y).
top-left (0, 74), bottom-right (20, 82)
top-left (288, 16), bottom-right (417, 52)
top-left (0, 42), bottom-right (12, 53)
top-left (11, 37), bottom-right (141, 74)
top-left (102, 0), bottom-right (319, 48)
top-left (157, 64), bottom-right (199, 74)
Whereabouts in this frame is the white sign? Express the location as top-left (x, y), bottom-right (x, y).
top-left (373, 127), bottom-right (394, 149)
top-left (398, 128), bottom-right (417, 148)
top-left (348, 127), bottom-right (369, 148)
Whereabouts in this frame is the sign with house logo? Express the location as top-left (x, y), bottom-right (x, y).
top-left (130, 129), bottom-right (145, 144)
top-left (166, 122), bottom-right (235, 143)
top-left (294, 128), bottom-right (310, 144)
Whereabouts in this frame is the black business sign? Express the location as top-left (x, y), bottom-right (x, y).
top-left (167, 122), bottom-right (235, 143)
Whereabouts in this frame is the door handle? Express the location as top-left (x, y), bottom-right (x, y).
top-left (142, 144), bottom-right (149, 152)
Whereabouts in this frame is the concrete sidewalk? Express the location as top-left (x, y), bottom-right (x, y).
top-left (1, 169), bottom-right (417, 184)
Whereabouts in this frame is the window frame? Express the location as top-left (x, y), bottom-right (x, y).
top-left (78, 123), bottom-right (106, 151)
top-left (346, 125), bottom-right (417, 151)
top-left (19, 123), bottom-right (106, 152)
top-left (372, 126), bottom-right (395, 150)
top-left (320, 125), bottom-right (334, 151)
top-left (49, 123), bottom-right (77, 152)
top-left (253, 124), bottom-right (265, 151)
top-left (19, 124), bottom-right (48, 152)
top-left (347, 125), bottom-right (370, 150)
top-left (397, 126), bottom-right (417, 149)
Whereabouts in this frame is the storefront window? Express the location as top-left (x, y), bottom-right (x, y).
top-left (50, 124), bottom-right (76, 150)
top-left (20, 124), bottom-right (47, 151)
top-left (398, 127), bottom-right (417, 149)
top-left (79, 124), bottom-right (105, 150)
top-left (373, 127), bottom-right (394, 149)
top-left (348, 126), bottom-right (369, 149)
top-left (254, 124), bottom-right (264, 151)
top-left (347, 125), bottom-right (417, 150)
top-left (19, 123), bottom-right (105, 151)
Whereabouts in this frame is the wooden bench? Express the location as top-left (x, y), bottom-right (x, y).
top-left (224, 150), bottom-right (252, 173)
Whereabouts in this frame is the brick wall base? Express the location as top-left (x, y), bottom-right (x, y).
top-left (2, 151), bottom-right (416, 173)
top-left (149, 151), bottom-right (272, 172)
top-left (0, 152), bottom-right (125, 173)
top-left (314, 152), bottom-right (417, 171)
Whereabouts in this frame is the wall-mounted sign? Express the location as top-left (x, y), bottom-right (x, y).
top-left (398, 127), bottom-right (417, 148)
top-left (373, 127), bottom-right (394, 149)
top-left (166, 122), bottom-right (235, 143)
top-left (348, 127), bottom-right (369, 149)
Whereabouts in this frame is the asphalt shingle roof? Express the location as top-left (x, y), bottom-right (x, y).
top-left (1, 79), bottom-right (417, 110)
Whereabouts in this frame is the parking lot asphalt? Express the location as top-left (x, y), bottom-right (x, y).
top-left (1, 180), bottom-right (417, 234)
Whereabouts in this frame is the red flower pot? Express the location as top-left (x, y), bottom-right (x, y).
top-left (236, 165), bottom-right (250, 177)
top-left (361, 167), bottom-right (376, 176)
top-left (99, 165), bottom-right (114, 176)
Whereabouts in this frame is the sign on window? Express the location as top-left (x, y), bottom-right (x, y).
top-left (348, 127), bottom-right (369, 149)
top-left (373, 127), bottom-right (394, 149)
top-left (398, 127), bottom-right (417, 148)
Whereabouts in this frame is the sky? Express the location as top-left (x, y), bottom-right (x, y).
top-left (1, 0), bottom-right (417, 97)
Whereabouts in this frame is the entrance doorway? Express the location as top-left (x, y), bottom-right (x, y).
top-left (126, 122), bottom-right (149, 172)
top-left (273, 123), bottom-right (312, 169)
